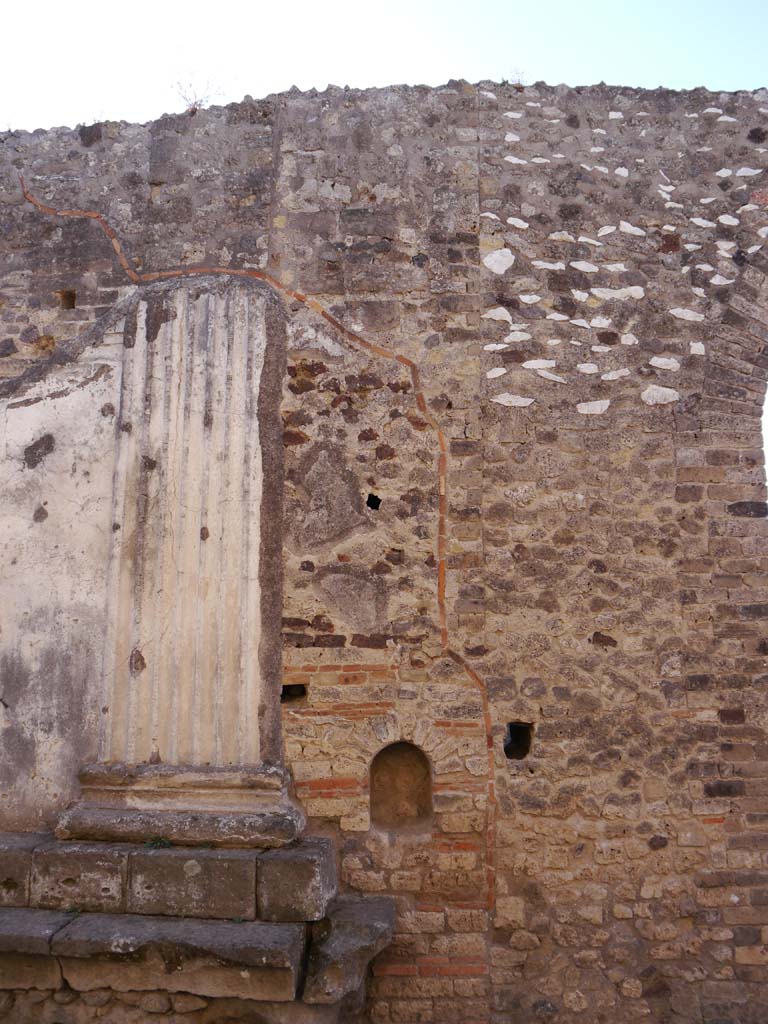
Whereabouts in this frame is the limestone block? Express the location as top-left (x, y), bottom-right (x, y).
top-left (258, 838), bottom-right (337, 922)
top-left (0, 907), bottom-right (74, 954)
top-left (0, 833), bottom-right (47, 908)
top-left (128, 846), bottom-right (257, 920)
top-left (30, 842), bottom-right (128, 912)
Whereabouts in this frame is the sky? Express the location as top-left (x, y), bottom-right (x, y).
top-left (1, 0), bottom-right (766, 132)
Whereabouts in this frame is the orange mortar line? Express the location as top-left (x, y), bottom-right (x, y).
top-left (20, 174), bottom-right (494, 909)
top-left (447, 649), bottom-right (498, 910)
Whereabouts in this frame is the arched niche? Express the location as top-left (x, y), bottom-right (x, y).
top-left (370, 741), bottom-right (432, 833)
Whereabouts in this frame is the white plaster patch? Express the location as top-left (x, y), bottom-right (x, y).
top-left (537, 369), bottom-right (567, 383)
top-left (597, 226), bottom-right (616, 237)
top-left (604, 263), bottom-right (627, 272)
top-left (716, 168), bottom-right (733, 178)
top-left (518, 294), bottom-right (541, 304)
top-left (591, 286), bottom-right (645, 300)
top-left (570, 319), bottom-right (591, 329)
top-left (577, 400), bottom-right (610, 415)
top-left (710, 274), bottom-right (735, 285)
top-left (601, 368), bottom-right (630, 381)
top-left (608, 111), bottom-right (624, 119)
top-left (572, 290), bottom-right (590, 301)
top-left (718, 214), bottom-right (740, 226)
top-left (615, 167), bottom-right (629, 177)
top-left (533, 260), bottom-right (566, 270)
top-left (691, 217), bottom-right (716, 228)
top-left (649, 356), bottom-right (680, 371)
top-left (690, 342), bottom-right (706, 355)
top-left (641, 385), bottom-right (680, 405)
top-left (483, 248), bottom-right (516, 274)
top-left (590, 317), bottom-right (612, 328)
top-left (736, 167), bottom-right (762, 176)
top-left (522, 359), bottom-right (556, 370)
top-left (491, 393), bottom-right (534, 407)
top-left (486, 367), bottom-right (508, 379)
top-left (503, 112), bottom-right (523, 119)
top-left (483, 343), bottom-right (509, 351)
top-left (621, 334), bottom-right (639, 345)
top-left (507, 217), bottom-right (529, 229)
top-left (482, 306), bottom-right (513, 322)
top-left (547, 312), bottom-right (570, 321)
top-left (550, 231), bottom-right (576, 242)
top-left (620, 221), bottom-right (646, 236)
top-left (577, 363), bottom-right (599, 374)
top-left (505, 155), bottom-right (528, 165)
top-left (669, 308), bottom-right (705, 322)
top-left (579, 236), bottom-right (602, 246)
top-left (480, 212), bottom-right (500, 220)
top-left (571, 261), bottom-right (599, 273)
top-left (505, 132), bottom-right (521, 142)
top-left (506, 331), bottom-right (532, 342)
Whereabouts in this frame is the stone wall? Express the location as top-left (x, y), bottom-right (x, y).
top-left (2, 79), bottom-right (768, 1022)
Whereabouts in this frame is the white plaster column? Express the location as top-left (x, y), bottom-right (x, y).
top-left (58, 279), bottom-right (303, 847)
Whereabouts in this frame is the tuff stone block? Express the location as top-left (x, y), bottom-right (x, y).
top-left (30, 842), bottom-right (129, 912)
top-left (127, 846), bottom-right (257, 920)
top-left (0, 833), bottom-right (46, 908)
top-left (0, 952), bottom-right (62, 990)
top-left (258, 838), bottom-right (337, 922)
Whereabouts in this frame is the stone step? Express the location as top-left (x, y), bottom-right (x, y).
top-left (0, 896), bottom-right (396, 1015)
top-left (0, 906), bottom-right (306, 1001)
top-left (0, 832), bottom-right (337, 922)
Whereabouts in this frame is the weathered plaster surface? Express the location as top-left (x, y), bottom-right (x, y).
top-left (2, 79), bottom-right (768, 1022)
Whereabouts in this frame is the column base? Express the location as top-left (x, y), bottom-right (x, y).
top-left (57, 764), bottom-right (306, 849)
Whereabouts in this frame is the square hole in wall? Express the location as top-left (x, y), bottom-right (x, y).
top-left (504, 722), bottom-right (533, 760)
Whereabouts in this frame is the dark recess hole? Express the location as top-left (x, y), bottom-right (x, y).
top-left (57, 290), bottom-right (76, 310)
top-left (366, 493), bottom-right (381, 510)
top-left (280, 684), bottom-right (307, 703)
top-left (504, 722), bottom-right (533, 760)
